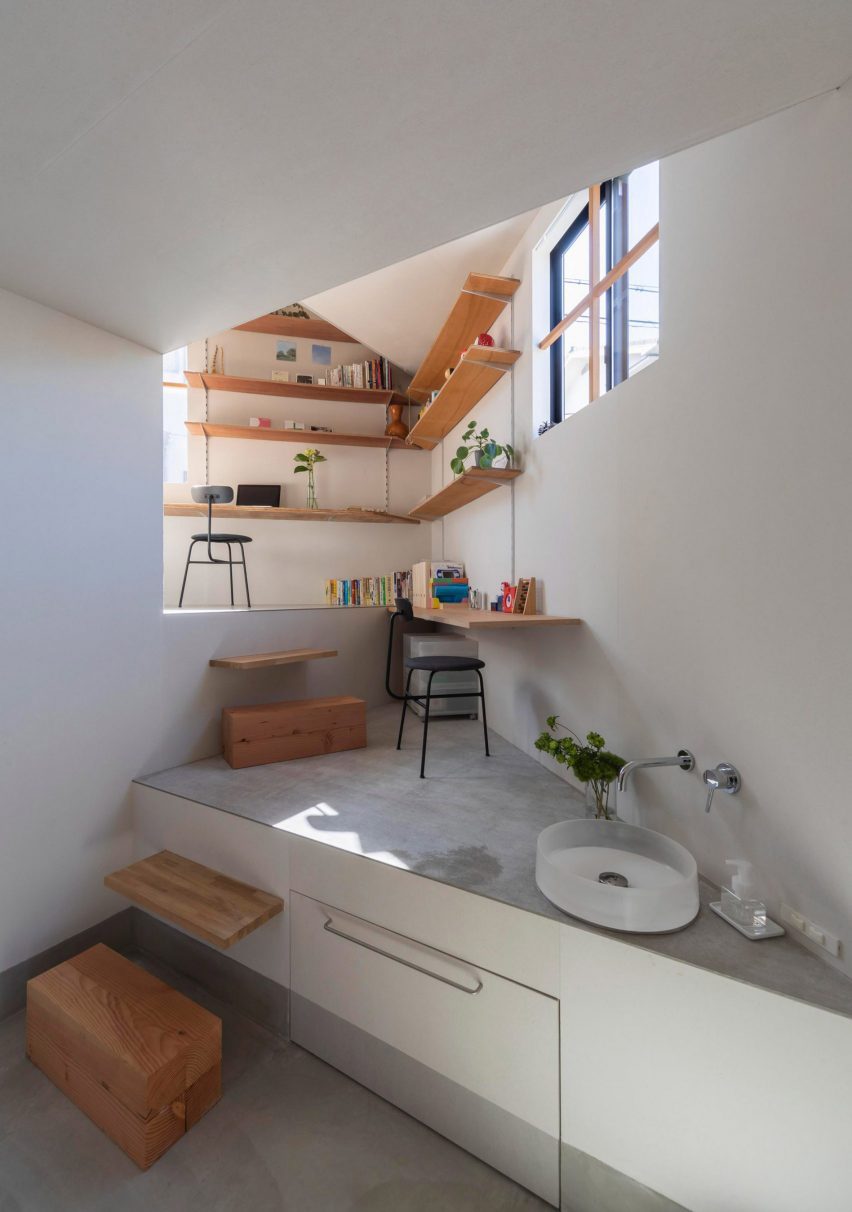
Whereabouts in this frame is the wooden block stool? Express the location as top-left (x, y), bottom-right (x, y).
top-left (223, 694), bottom-right (367, 769)
top-left (26, 944), bottom-right (221, 1169)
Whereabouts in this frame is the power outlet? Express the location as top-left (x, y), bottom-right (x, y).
top-left (780, 904), bottom-right (841, 958)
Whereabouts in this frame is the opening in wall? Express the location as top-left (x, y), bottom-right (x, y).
top-left (163, 347), bottom-right (188, 484)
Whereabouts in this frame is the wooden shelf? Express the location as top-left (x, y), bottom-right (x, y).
top-left (387, 605), bottom-right (582, 629)
top-left (406, 346), bottom-right (521, 448)
top-left (210, 647), bottom-right (337, 670)
top-left (185, 370), bottom-right (406, 407)
top-left (407, 273), bottom-right (520, 402)
top-left (185, 420), bottom-right (418, 452)
top-left (409, 468), bottom-right (521, 520)
top-left (105, 850), bottom-right (284, 949)
top-left (234, 315), bottom-right (355, 342)
top-left (164, 503), bottom-right (420, 525)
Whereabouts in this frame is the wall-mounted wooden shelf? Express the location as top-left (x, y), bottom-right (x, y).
top-left (409, 468), bottom-right (521, 520)
top-left (234, 315), bottom-right (355, 342)
top-left (185, 421), bottom-right (418, 452)
top-left (164, 503), bottom-right (420, 525)
top-left (104, 850), bottom-right (284, 949)
top-left (210, 647), bottom-right (337, 670)
top-left (407, 273), bottom-right (520, 403)
top-left (406, 346), bottom-right (521, 448)
top-left (387, 605), bottom-right (581, 629)
top-left (185, 371), bottom-right (406, 407)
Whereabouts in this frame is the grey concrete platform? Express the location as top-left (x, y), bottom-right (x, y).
top-left (138, 706), bottom-right (852, 1019)
top-left (0, 954), bottom-right (547, 1212)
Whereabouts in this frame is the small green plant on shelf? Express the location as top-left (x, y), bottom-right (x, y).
top-left (534, 717), bottom-right (624, 820)
top-left (293, 448), bottom-right (326, 509)
top-left (450, 421), bottom-right (515, 475)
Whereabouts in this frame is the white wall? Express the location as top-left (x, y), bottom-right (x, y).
top-left (432, 90), bottom-right (852, 977)
top-left (164, 325), bottom-right (429, 606)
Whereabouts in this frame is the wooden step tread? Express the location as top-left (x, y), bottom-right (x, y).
top-left (210, 647), bottom-right (337, 670)
top-left (105, 851), bottom-right (284, 949)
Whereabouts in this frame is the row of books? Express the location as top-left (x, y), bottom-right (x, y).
top-left (324, 569), bottom-right (412, 608)
top-left (328, 358), bottom-right (393, 391)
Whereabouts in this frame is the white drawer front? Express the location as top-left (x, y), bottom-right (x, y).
top-left (291, 891), bottom-right (560, 1204)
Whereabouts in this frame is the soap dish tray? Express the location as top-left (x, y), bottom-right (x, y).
top-left (710, 901), bottom-right (786, 941)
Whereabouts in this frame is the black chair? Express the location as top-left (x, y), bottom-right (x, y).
top-left (386, 597), bottom-right (489, 778)
top-left (178, 486), bottom-right (252, 608)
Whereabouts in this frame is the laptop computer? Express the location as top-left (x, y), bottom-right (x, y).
top-left (235, 484), bottom-right (281, 507)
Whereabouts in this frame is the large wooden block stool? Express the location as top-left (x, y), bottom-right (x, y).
top-left (26, 944), bottom-right (221, 1169)
top-left (223, 694), bottom-right (367, 768)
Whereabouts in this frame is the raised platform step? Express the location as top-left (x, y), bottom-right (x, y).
top-left (105, 850), bottom-right (284, 949)
top-left (27, 944), bottom-right (221, 1169)
top-left (223, 694), bottom-right (367, 769)
top-left (210, 647), bottom-right (338, 670)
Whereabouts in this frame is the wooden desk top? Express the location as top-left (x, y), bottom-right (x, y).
top-left (388, 605), bottom-right (581, 629)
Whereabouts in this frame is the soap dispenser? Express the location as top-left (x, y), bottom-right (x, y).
top-left (720, 860), bottom-right (766, 931)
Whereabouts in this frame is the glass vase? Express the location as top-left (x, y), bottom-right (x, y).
top-left (306, 470), bottom-right (318, 510)
top-left (584, 781), bottom-right (617, 821)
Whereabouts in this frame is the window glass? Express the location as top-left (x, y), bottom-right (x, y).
top-left (163, 348), bottom-right (188, 483)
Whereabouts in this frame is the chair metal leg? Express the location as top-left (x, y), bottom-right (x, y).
top-left (240, 544), bottom-right (251, 608)
top-left (420, 671), bottom-right (436, 779)
top-left (477, 669), bottom-right (490, 757)
top-left (397, 668), bottom-right (414, 749)
top-left (226, 543), bottom-right (234, 606)
top-left (178, 540), bottom-right (198, 607)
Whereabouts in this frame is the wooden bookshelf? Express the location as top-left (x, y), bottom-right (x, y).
top-left (164, 503), bottom-right (420, 525)
top-left (184, 370), bottom-right (406, 407)
top-left (185, 421), bottom-right (418, 452)
top-left (409, 468), bottom-right (521, 520)
top-left (407, 273), bottom-right (520, 402)
top-left (406, 346), bottom-right (521, 449)
top-left (234, 315), bottom-right (355, 342)
top-left (386, 605), bottom-right (581, 629)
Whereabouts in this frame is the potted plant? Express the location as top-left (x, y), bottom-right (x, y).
top-left (534, 717), bottom-right (624, 820)
top-left (450, 421), bottom-right (515, 475)
top-left (293, 448), bottom-right (326, 509)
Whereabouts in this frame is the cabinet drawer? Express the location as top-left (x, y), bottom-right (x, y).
top-left (291, 892), bottom-right (559, 1205)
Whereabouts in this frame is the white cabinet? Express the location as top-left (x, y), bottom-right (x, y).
top-left (291, 891), bottom-right (560, 1206)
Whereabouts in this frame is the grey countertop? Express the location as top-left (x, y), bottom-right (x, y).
top-left (137, 705), bottom-right (852, 1020)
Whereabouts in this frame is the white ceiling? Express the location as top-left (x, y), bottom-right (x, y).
top-left (1, 1), bottom-right (851, 352)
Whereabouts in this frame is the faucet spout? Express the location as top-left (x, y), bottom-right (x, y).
top-left (617, 750), bottom-right (695, 793)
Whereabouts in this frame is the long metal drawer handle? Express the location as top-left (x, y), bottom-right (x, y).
top-left (322, 914), bottom-right (483, 995)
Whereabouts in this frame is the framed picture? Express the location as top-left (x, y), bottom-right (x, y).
top-left (296, 374), bottom-right (314, 385)
top-left (312, 343), bottom-right (332, 365)
top-left (276, 341), bottom-right (296, 362)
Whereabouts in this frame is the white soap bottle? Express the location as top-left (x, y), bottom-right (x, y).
top-left (721, 860), bottom-right (767, 931)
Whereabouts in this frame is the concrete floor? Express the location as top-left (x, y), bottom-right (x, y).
top-left (0, 955), bottom-right (547, 1212)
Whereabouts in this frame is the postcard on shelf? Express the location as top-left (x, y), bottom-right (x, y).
top-left (249, 417), bottom-right (272, 428)
top-left (312, 343), bottom-right (332, 365)
top-left (272, 370), bottom-right (290, 382)
top-left (296, 374), bottom-right (314, 385)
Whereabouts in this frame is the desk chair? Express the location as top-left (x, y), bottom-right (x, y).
top-left (178, 486), bottom-right (252, 608)
top-left (386, 597), bottom-right (489, 778)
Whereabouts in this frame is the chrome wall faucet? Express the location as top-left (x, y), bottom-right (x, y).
top-left (617, 750), bottom-right (695, 793)
top-left (702, 763), bottom-right (741, 813)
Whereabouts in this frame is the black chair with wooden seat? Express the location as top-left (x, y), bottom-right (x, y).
top-left (178, 485), bottom-right (252, 608)
top-left (386, 597), bottom-right (489, 778)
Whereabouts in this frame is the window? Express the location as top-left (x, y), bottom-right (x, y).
top-left (544, 162), bottom-right (659, 424)
top-left (163, 347), bottom-right (188, 483)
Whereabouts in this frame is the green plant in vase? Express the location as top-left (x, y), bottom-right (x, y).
top-left (450, 421), bottom-right (515, 475)
top-left (293, 448), bottom-right (326, 509)
top-left (534, 717), bottom-right (624, 820)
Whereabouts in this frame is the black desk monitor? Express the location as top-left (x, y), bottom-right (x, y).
top-left (236, 484), bottom-right (281, 507)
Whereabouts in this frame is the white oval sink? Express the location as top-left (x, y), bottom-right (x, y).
top-left (535, 818), bottom-right (699, 933)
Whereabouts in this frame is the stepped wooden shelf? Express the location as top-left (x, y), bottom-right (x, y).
top-left (387, 605), bottom-right (582, 630)
top-left (185, 420), bottom-right (417, 452)
top-left (164, 503), bottom-right (419, 525)
top-left (234, 315), bottom-right (355, 342)
top-left (184, 371), bottom-right (406, 407)
top-left (409, 468), bottom-right (522, 520)
top-left (105, 850), bottom-right (284, 949)
top-left (407, 346), bottom-right (521, 448)
top-left (210, 647), bottom-right (337, 670)
top-left (408, 272), bottom-right (520, 403)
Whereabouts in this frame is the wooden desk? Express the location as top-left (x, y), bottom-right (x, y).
top-left (387, 606), bottom-right (581, 630)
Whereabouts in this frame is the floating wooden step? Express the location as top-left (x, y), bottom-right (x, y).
top-left (27, 944), bottom-right (221, 1169)
top-left (407, 273), bottom-right (520, 403)
top-left (185, 420), bottom-right (418, 452)
top-left (407, 347), bottom-right (521, 449)
top-left (164, 503), bottom-right (420, 525)
top-left (409, 468), bottom-right (522, 519)
top-left (234, 314), bottom-right (355, 342)
top-left (185, 370), bottom-right (405, 407)
top-left (223, 695), bottom-right (366, 769)
top-left (105, 851), bottom-right (284, 949)
top-left (210, 647), bottom-right (337, 670)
